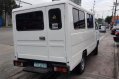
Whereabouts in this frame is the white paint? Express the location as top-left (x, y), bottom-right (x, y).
top-left (12, 0), bottom-right (99, 71)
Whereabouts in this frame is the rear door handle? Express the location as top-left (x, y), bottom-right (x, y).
top-left (39, 37), bottom-right (45, 41)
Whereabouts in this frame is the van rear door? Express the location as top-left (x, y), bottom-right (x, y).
top-left (15, 4), bottom-right (66, 63)
top-left (46, 4), bottom-right (66, 62)
top-left (15, 7), bottom-right (49, 61)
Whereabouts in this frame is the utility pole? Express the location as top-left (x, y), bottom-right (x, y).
top-left (111, 6), bottom-right (115, 27)
top-left (112, 6), bottom-right (114, 17)
top-left (114, 0), bottom-right (118, 25)
top-left (93, 0), bottom-right (96, 13)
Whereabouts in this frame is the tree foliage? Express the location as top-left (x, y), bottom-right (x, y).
top-left (97, 18), bottom-right (103, 24)
top-left (0, 0), bottom-right (18, 16)
top-left (0, 0), bottom-right (18, 26)
top-left (105, 16), bottom-right (112, 24)
top-left (0, 0), bottom-right (4, 16)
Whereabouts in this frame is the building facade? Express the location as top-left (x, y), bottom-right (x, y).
top-left (112, 16), bottom-right (119, 25)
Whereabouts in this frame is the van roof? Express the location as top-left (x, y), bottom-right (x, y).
top-left (12, 0), bottom-right (93, 15)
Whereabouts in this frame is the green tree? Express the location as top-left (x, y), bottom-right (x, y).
top-left (105, 16), bottom-right (112, 24)
top-left (0, 0), bottom-right (18, 26)
top-left (97, 18), bottom-right (103, 24)
top-left (4, 0), bottom-right (18, 15)
top-left (0, 0), bottom-right (4, 16)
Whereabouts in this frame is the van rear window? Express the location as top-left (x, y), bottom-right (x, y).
top-left (49, 8), bottom-right (62, 30)
top-left (16, 11), bottom-right (44, 31)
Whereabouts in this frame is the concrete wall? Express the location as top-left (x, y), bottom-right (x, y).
top-left (52, 0), bottom-right (81, 6)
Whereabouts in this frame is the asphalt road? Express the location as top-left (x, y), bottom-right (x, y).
top-left (0, 28), bottom-right (13, 46)
top-left (0, 29), bottom-right (117, 79)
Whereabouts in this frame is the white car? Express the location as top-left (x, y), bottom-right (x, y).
top-left (99, 26), bottom-right (106, 32)
top-left (12, 0), bottom-right (99, 74)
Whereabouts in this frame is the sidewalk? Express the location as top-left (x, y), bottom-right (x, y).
top-left (113, 40), bottom-right (119, 79)
top-left (117, 44), bottom-right (119, 79)
top-left (0, 27), bottom-right (12, 32)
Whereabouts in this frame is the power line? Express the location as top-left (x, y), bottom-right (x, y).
top-left (16, 0), bottom-right (32, 6)
top-left (113, 0), bottom-right (118, 26)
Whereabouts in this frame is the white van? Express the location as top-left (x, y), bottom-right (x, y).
top-left (12, 0), bottom-right (99, 74)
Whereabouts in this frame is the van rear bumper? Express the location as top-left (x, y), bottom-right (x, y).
top-left (14, 58), bottom-right (69, 73)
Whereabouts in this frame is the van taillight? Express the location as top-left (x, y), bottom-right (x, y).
top-left (54, 67), bottom-right (68, 73)
top-left (14, 60), bottom-right (23, 67)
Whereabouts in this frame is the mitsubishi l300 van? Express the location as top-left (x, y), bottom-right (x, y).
top-left (12, 0), bottom-right (99, 74)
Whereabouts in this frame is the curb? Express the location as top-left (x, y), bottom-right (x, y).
top-left (114, 42), bottom-right (119, 79)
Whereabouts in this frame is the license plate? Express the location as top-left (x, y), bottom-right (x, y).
top-left (34, 62), bottom-right (47, 68)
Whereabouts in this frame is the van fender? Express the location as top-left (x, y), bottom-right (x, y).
top-left (82, 50), bottom-right (87, 60)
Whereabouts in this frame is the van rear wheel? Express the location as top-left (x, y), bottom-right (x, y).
top-left (74, 56), bottom-right (86, 74)
top-left (79, 57), bottom-right (85, 74)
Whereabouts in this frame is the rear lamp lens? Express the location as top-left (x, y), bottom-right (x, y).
top-left (54, 67), bottom-right (67, 73)
top-left (14, 61), bottom-right (23, 67)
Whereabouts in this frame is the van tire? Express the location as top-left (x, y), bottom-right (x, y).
top-left (93, 43), bottom-right (99, 55)
top-left (78, 56), bottom-right (86, 74)
top-left (74, 55), bottom-right (86, 74)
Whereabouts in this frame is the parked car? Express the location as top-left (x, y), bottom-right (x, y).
top-left (113, 29), bottom-right (119, 42)
top-left (111, 26), bottom-right (119, 35)
top-left (99, 25), bottom-right (106, 32)
top-left (12, 0), bottom-right (99, 74)
top-left (114, 30), bottom-right (119, 42)
top-left (115, 30), bottom-right (119, 37)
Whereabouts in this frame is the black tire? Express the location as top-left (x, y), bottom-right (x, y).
top-left (78, 56), bottom-right (86, 74)
top-left (93, 44), bottom-right (98, 55)
top-left (74, 56), bottom-right (86, 74)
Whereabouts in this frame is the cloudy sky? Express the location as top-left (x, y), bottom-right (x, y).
top-left (16, 0), bottom-right (119, 18)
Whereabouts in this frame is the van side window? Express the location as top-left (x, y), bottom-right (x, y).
top-left (16, 11), bottom-right (44, 31)
top-left (73, 8), bottom-right (85, 29)
top-left (49, 8), bottom-right (62, 30)
top-left (87, 14), bottom-right (94, 28)
top-left (73, 9), bottom-right (79, 29)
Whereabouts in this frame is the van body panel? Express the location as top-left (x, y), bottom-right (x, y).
top-left (67, 5), bottom-right (97, 71)
top-left (46, 4), bottom-right (66, 62)
top-left (14, 7), bottom-right (49, 61)
top-left (13, 4), bottom-right (67, 63)
top-left (13, 1), bottom-right (99, 72)
top-left (84, 29), bottom-right (97, 55)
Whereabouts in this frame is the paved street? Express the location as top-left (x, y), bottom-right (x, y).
top-left (0, 28), bottom-right (13, 46)
top-left (0, 28), bottom-right (118, 79)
